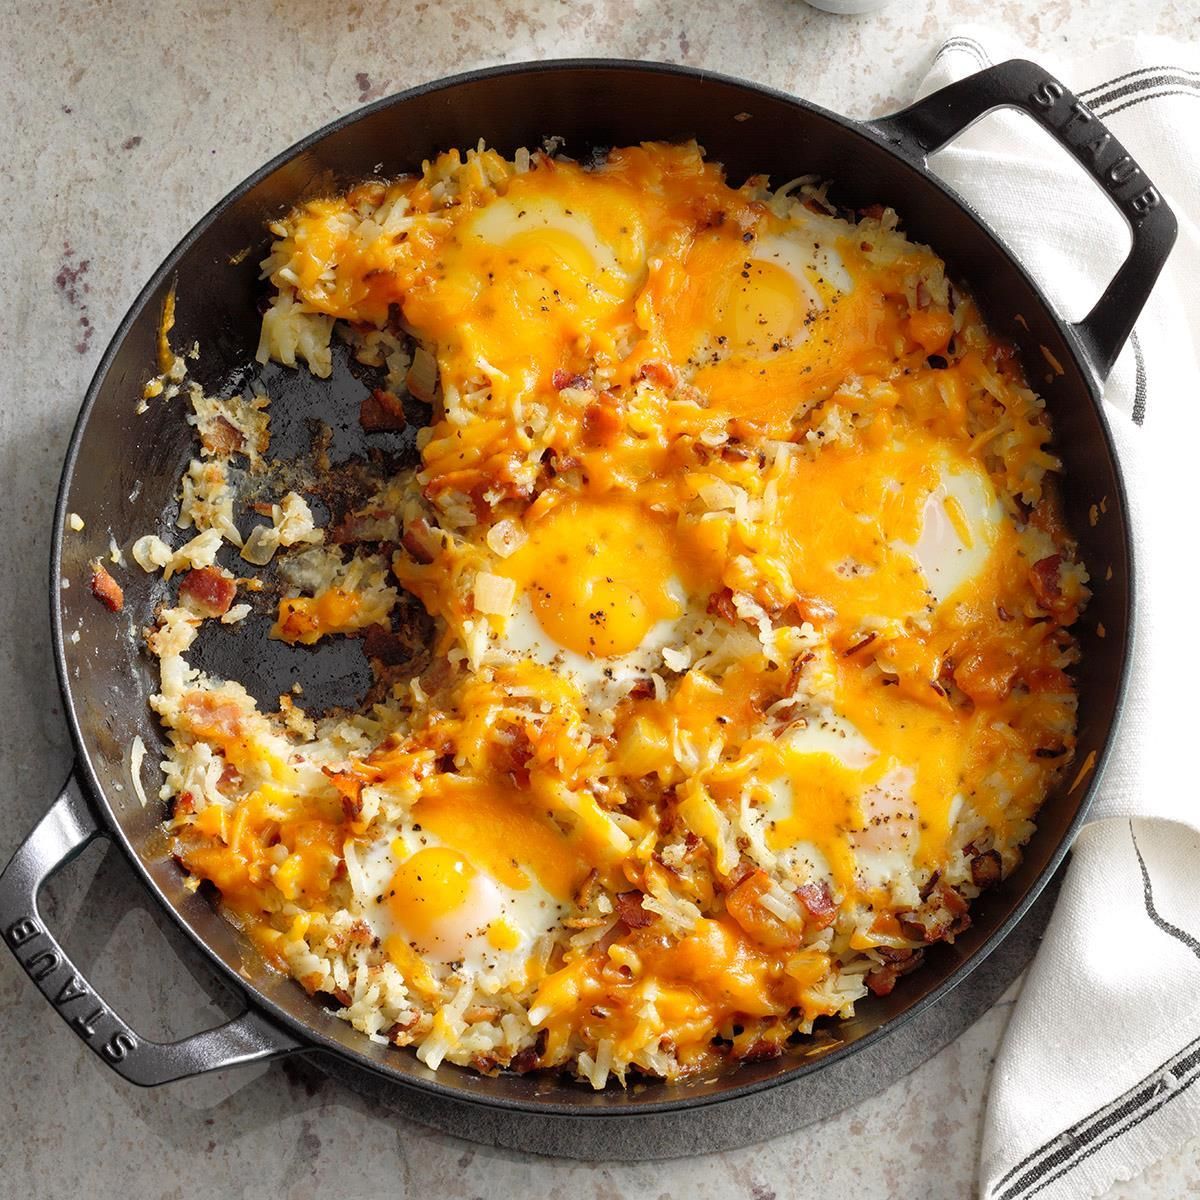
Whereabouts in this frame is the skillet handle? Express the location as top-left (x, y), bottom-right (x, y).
top-left (0, 771), bottom-right (300, 1085)
top-left (870, 58), bottom-right (1177, 383)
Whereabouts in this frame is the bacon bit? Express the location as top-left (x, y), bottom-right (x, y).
top-left (902, 883), bottom-right (971, 944)
top-left (707, 587), bottom-right (738, 624)
top-left (359, 387), bottom-right (407, 433)
top-left (362, 624), bottom-right (412, 667)
top-left (178, 566), bottom-right (236, 617)
top-left (510, 1046), bottom-right (541, 1074)
top-left (582, 400), bottom-right (623, 447)
top-left (470, 1054), bottom-right (499, 1074)
top-left (174, 790), bottom-right (197, 816)
top-left (715, 858), bottom-right (758, 894)
top-left (89, 562), bottom-right (124, 612)
top-left (400, 517), bottom-right (439, 565)
top-left (875, 945), bottom-right (918, 964)
top-left (987, 338), bottom-right (1021, 376)
top-left (970, 849), bottom-right (1002, 888)
top-left (626, 677), bottom-right (655, 701)
top-left (859, 203), bottom-right (886, 221)
top-left (552, 368), bottom-right (590, 391)
top-left (865, 963), bottom-right (900, 996)
top-left (638, 360), bottom-right (678, 389)
top-left (615, 890), bottom-right (654, 928)
top-left (1029, 554), bottom-right (1071, 615)
top-left (385, 1014), bottom-right (419, 1043)
top-left (323, 768), bottom-right (364, 821)
top-left (841, 632), bottom-right (878, 658)
top-left (783, 652), bottom-right (816, 699)
top-left (200, 415), bottom-right (244, 456)
top-left (796, 881), bottom-right (836, 929)
top-left (738, 1039), bottom-right (784, 1063)
top-left (494, 728), bottom-right (534, 790)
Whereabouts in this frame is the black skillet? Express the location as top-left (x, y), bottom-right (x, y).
top-left (0, 58), bottom-right (1175, 1117)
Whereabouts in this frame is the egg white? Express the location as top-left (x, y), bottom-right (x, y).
top-left (906, 459), bottom-right (1004, 607)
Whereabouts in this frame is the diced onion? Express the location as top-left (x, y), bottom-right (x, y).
top-left (473, 572), bottom-right (515, 617)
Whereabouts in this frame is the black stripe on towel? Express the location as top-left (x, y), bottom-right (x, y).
top-left (1083, 66), bottom-right (1200, 109)
top-left (991, 824), bottom-right (1200, 1198)
top-left (1131, 332), bottom-right (1146, 427)
top-left (1098, 86), bottom-right (1200, 120)
top-left (933, 35), bottom-right (993, 73)
top-left (1131, 823), bottom-right (1200, 959)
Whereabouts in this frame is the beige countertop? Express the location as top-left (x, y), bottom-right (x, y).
top-left (2, 1), bottom-right (1198, 1196)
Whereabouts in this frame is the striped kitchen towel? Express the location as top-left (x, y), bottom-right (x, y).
top-left (913, 32), bottom-right (1200, 1200)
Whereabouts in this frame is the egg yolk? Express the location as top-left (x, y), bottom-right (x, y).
top-left (387, 846), bottom-right (478, 941)
top-left (501, 496), bottom-right (703, 658)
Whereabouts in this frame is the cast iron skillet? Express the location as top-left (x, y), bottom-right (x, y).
top-left (0, 58), bottom-right (1176, 1115)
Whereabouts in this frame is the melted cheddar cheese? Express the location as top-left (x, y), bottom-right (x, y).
top-left (160, 140), bottom-right (1086, 1088)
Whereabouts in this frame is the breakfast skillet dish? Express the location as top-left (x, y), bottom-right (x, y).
top-left (110, 140), bottom-right (1087, 1088)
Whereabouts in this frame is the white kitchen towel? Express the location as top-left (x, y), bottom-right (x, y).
top-left (911, 31), bottom-right (1200, 1200)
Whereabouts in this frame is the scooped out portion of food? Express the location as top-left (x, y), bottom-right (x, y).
top-left (139, 140), bottom-right (1086, 1088)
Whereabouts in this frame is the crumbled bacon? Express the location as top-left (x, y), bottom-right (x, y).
top-left (88, 563), bottom-right (124, 612)
top-left (493, 728), bottom-right (534, 790)
top-left (400, 517), bottom-right (439, 565)
top-left (638, 360), bottom-right (678, 389)
top-left (178, 566), bottom-right (236, 618)
top-left (552, 368), bottom-right (590, 391)
top-left (385, 1014), bottom-right (419, 1043)
top-left (970, 849), bottom-right (1003, 888)
top-left (615, 890), bottom-right (654, 928)
top-left (322, 768), bottom-right (364, 821)
top-left (582, 400), bottom-right (622, 447)
top-left (200, 415), bottom-right (244, 456)
top-left (707, 587), bottom-right (738, 624)
top-left (1029, 554), bottom-right (1074, 617)
top-left (858, 203), bottom-right (886, 221)
top-left (738, 1039), bottom-right (784, 1063)
top-left (789, 595), bottom-right (835, 626)
top-left (841, 632), bottom-right (878, 658)
top-left (900, 883), bottom-right (971, 944)
top-left (509, 1046), bottom-right (541, 1074)
top-left (865, 948), bottom-right (925, 997)
top-left (796, 881), bottom-right (836, 929)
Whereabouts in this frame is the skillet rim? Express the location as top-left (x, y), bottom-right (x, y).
top-left (48, 55), bottom-right (1132, 1116)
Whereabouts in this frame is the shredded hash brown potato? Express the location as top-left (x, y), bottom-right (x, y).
top-left (141, 141), bottom-right (1086, 1088)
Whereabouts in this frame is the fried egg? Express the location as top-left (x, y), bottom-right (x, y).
top-left (778, 442), bottom-right (1005, 630)
top-left (483, 495), bottom-right (713, 706)
top-left (350, 776), bottom-right (586, 981)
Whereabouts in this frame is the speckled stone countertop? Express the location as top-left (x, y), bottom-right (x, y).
top-left (3, 1), bottom-right (1199, 1196)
